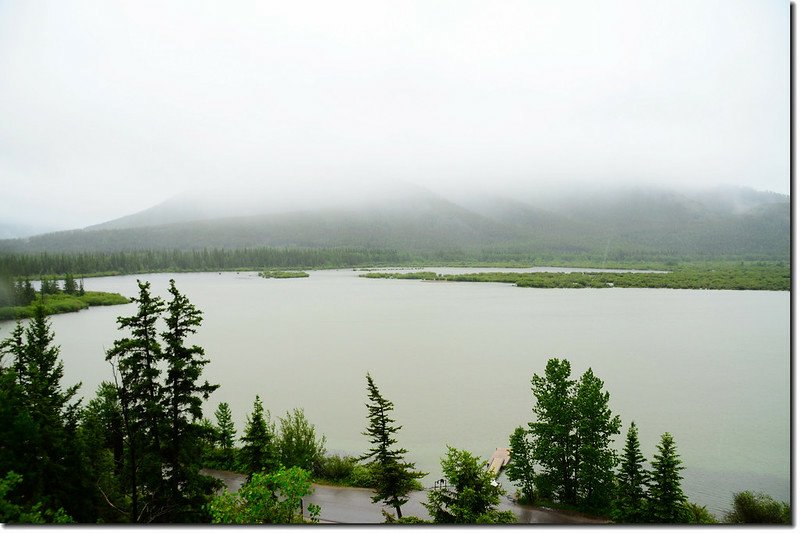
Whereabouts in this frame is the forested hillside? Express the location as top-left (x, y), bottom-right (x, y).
top-left (0, 185), bottom-right (788, 263)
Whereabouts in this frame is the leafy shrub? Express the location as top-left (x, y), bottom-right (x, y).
top-left (725, 491), bottom-right (790, 524)
top-left (684, 502), bottom-right (718, 524)
top-left (315, 454), bottom-right (381, 488)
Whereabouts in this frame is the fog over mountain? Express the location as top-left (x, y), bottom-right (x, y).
top-left (0, 183), bottom-right (788, 262)
top-left (0, 1), bottom-right (788, 234)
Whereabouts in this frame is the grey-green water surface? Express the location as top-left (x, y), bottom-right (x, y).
top-left (0, 269), bottom-right (788, 518)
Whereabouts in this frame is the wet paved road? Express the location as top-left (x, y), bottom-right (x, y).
top-left (204, 469), bottom-right (608, 524)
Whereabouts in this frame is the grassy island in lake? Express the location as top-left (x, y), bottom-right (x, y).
top-left (0, 291), bottom-right (130, 321)
top-left (258, 270), bottom-right (310, 279)
top-left (361, 263), bottom-right (789, 291)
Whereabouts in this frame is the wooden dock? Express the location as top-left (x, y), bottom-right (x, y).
top-left (487, 447), bottom-right (511, 477)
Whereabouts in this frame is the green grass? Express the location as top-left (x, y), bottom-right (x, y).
top-left (361, 263), bottom-right (789, 291)
top-left (0, 291), bottom-right (130, 321)
top-left (258, 270), bottom-right (310, 279)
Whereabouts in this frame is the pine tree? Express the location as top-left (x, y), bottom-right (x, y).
top-left (359, 373), bottom-right (425, 520)
top-left (239, 396), bottom-right (278, 481)
top-left (612, 421), bottom-right (649, 523)
top-left (574, 367), bottom-right (620, 511)
top-left (646, 433), bottom-right (690, 523)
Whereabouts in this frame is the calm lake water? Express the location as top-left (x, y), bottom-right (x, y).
top-left (0, 269), bottom-right (788, 517)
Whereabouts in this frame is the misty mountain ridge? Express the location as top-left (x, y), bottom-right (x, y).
top-left (0, 184), bottom-right (788, 262)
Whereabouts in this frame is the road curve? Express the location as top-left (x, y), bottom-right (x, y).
top-left (203, 468), bottom-right (608, 524)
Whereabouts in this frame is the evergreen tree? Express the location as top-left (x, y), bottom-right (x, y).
top-left (80, 382), bottom-right (127, 523)
top-left (23, 280), bottom-right (35, 304)
top-left (424, 447), bottom-right (515, 524)
top-left (105, 281), bottom-right (166, 523)
top-left (574, 367), bottom-right (620, 511)
top-left (159, 279), bottom-right (219, 521)
top-left (239, 396), bottom-right (278, 481)
top-left (612, 421), bottom-right (649, 523)
top-left (63, 274), bottom-right (77, 295)
top-left (646, 433), bottom-right (690, 523)
top-left (528, 358), bottom-right (577, 503)
top-left (359, 373), bottom-right (425, 520)
top-left (77, 278), bottom-right (85, 297)
top-left (506, 426), bottom-right (537, 504)
top-left (214, 402), bottom-right (236, 462)
top-left (0, 308), bottom-right (89, 521)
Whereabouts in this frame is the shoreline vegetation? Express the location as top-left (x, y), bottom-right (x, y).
top-left (0, 291), bottom-right (129, 321)
top-left (258, 270), bottom-right (309, 279)
top-left (360, 263), bottom-right (789, 291)
top-left (0, 246), bottom-right (788, 279)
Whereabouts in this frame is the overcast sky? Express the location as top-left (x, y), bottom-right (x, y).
top-left (0, 0), bottom-right (790, 232)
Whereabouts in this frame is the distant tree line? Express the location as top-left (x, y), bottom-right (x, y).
top-left (0, 246), bottom-right (789, 281)
top-left (0, 248), bottom-right (408, 278)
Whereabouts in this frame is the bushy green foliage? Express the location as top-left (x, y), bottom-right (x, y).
top-left (506, 427), bottom-right (537, 504)
top-left (207, 467), bottom-right (318, 524)
top-left (0, 472), bottom-right (73, 524)
top-left (525, 359), bottom-right (620, 513)
top-left (725, 491), bottom-right (790, 524)
top-left (277, 408), bottom-right (326, 474)
top-left (684, 502), bottom-right (718, 524)
top-left (314, 453), bottom-right (378, 488)
top-left (0, 291), bottom-right (129, 321)
top-left (424, 447), bottom-right (515, 524)
top-left (79, 382), bottom-right (128, 523)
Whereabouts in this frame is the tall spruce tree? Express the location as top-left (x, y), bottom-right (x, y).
top-left (359, 373), bottom-right (425, 520)
top-left (574, 368), bottom-right (620, 511)
top-left (240, 396), bottom-right (278, 481)
top-left (105, 281), bottom-right (165, 523)
top-left (0, 307), bottom-right (88, 521)
top-left (214, 402), bottom-right (236, 462)
top-left (646, 433), bottom-right (690, 523)
top-left (612, 421), bottom-right (649, 523)
top-left (159, 280), bottom-right (219, 521)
